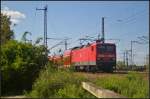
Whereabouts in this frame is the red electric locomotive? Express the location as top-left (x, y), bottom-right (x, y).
top-left (49, 40), bottom-right (116, 72)
top-left (63, 40), bottom-right (116, 72)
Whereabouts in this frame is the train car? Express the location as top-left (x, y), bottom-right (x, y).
top-left (49, 55), bottom-right (63, 67)
top-left (63, 50), bottom-right (72, 68)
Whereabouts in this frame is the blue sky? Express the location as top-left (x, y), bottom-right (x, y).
top-left (1, 1), bottom-right (149, 65)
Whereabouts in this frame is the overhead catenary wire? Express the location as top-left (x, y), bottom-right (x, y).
top-left (123, 9), bottom-right (146, 21)
top-left (70, 1), bottom-right (148, 6)
top-left (137, 36), bottom-right (149, 44)
top-left (108, 8), bottom-right (147, 26)
top-left (117, 8), bottom-right (147, 24)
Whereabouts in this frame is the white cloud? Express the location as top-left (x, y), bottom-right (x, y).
top-left (10, 19), bottom-right (20, 24)
top-left (1, 6), bottom-right (26, 24)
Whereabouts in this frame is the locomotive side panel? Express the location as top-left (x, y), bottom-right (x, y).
top-left (88, 44), bottom-right (96, 65)
top-left (71, 43), bottom-right (96, 66)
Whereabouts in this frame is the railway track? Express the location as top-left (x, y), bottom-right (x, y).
top-left (73, 70), bottom-right (149, 80)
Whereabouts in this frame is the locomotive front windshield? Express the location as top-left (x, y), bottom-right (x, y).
top-left (98, 44), bottom-right (115, 53)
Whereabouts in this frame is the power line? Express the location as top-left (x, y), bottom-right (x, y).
top-left (74, 2), bottom-right (148, 5)
top-left (48, 37), bottom-right (71, 51)
top-left (117, 8), bottom-right (147, 24)
top-left (125, 9), bottom-right (146, 20)
top-left (107, 8), bottom-right (147, 26)
top-left (137, 36), bottom-right (149, 44)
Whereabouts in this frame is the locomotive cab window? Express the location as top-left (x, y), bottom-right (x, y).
top-left (98, 45), bottom-right (114, 53)
top-left (106, 46), bottom-right (114, 52)
top-left (99, 45), bottom-right (105, 52)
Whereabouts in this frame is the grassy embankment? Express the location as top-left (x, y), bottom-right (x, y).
top-left (92, 72), bottom-right (149, 98)
top-left (25, 64), bottom-right (95, 98)
top-left (26, 64), bottom-right (149, 98)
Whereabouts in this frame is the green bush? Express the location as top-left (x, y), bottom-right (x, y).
top-left (27, 64), bottom-right (95, 98)
top-left (1, 40), bottom-right (48, 95)
top-left (93, 71), bottom-right (149, 98)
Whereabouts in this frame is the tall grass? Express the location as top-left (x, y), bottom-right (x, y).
top-left (25, 63), bottom-right (149, 98)
top-left (26, 63), bottom-right (95, 98)
top-left (93, 71), bottom-right (149, 98)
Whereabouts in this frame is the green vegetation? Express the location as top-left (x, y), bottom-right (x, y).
top-left (1, 14), bottom-right (14, 45)
top-left (1, 13), bottom-right (48, 95)
top-left (93, 72), bottom-right (149, 98)
top-left (26, 63), bottom-right (95, 98)
top-left (1, 40), bottom-right (48, 95)
top-left (26, 64), bottom-right (149, 98)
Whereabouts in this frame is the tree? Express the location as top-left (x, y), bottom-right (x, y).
top-left (1, 40), bottom-right (48, 95)
top-left (0, 14), bottom-right (14, 45)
